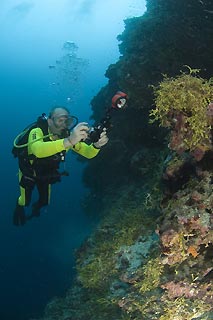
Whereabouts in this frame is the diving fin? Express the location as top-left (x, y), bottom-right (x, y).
top-left (13, 201), bottom-right (26, 226)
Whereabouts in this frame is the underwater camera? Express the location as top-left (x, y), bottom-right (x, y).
top-left (88, 91), bottom-right (128, 143)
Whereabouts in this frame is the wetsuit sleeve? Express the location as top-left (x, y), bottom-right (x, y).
top-left (28, 128), bottom-right (65, 158)
top-left (70, 142), bottom-right (100, 159)
top-left (28, 128), bottom-right (100, 159)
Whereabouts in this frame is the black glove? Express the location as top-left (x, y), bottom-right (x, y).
top-left (13, 201), bottom-right (26, 226)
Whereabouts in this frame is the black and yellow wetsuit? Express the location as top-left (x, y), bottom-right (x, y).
top-left (14, 126), bottom-right (100, 225)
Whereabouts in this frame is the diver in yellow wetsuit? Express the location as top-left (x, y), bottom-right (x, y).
top-left (13, 106), bottom-right (109, 226)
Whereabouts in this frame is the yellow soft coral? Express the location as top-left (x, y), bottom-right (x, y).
top-left (150, 67), bottom-right (213, 152)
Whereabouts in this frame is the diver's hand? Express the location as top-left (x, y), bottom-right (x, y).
top-left (64, 122), bottom-right (89, 148)
top-left (93, 128), bottom-right (109, 149)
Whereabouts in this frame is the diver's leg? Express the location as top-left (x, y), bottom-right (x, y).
top-left (31, 182), bottom-right (51, 217)
top-left (13, 177), bottom-right (33, 226)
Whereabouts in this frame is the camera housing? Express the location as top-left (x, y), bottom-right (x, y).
top-left (88, 115), bottom-right (111, 143)
top-left (88, 91), bottom-right (128, 143)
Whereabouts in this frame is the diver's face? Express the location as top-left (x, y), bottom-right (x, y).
top-left (48, 108), bottom-right (72, 135)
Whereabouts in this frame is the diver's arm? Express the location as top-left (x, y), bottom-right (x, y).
top-left (28, 127), bottom-right (99, 159)
top-left (28, 128), bottom-right (66, 158)
top-left (28, 123), bottom-right (106, 159)
top-left (64, 122), bottom-right (101, 159)
top-left (70, 142), bottom-right (100, 159)
top-left (70, 129), bottom-right (108, 159)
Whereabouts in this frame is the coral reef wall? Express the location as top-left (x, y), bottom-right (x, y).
top-left (31, 0), bottom-right (213, 319)
top-left (83, 0), bottom-right (213, 208)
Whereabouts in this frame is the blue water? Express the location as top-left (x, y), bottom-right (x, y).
top-left (0, 1), bottom-right (146, 319)
top-left (0, 65), bottom-right (103, 320)
top-left (0, 55), bottom-right (105, 319)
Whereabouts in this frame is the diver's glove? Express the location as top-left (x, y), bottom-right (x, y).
top-left (13, 201), bottom-right (26, 226)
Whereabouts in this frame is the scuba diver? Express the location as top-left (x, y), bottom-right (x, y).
top-left (13, 106), bottom-right (108, 226)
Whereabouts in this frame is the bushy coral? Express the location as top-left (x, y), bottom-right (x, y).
top-left (134, 257), bottom-right (164, 293)
top-left (77, 196), bottom-right (156, 291)
top-left (150, 68), bottom-right (213, 159)
top-left (159, 296), bottom-right (212, 320)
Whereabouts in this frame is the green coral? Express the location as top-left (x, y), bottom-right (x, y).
top-left (77, 204), bottom-right (155, 290)
top-left (134, 257), bottom-right (164, 293)
top-left (159, 297), bottom-right (212, 320)
top-left (77, 253), bottom-right (116, 290)
top-left (150, 67), bottom-right (213, 150)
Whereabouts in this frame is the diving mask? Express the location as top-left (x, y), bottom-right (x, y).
top-left (52, 114), bottom-right (78, 130)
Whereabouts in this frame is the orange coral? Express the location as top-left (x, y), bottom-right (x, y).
top-left (187, 245), bottom-right (199, 258)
